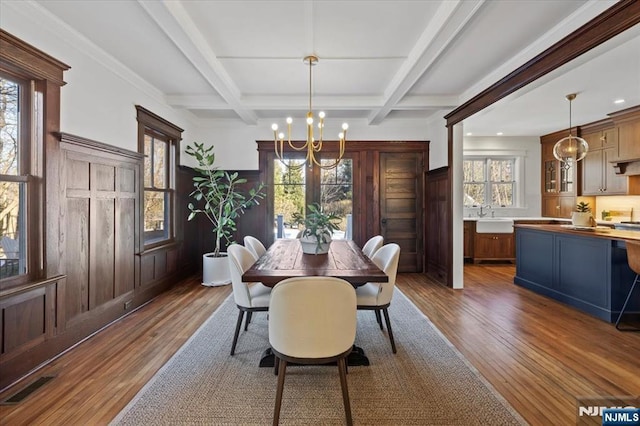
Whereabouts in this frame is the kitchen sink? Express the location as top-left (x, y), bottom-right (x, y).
top-left (475, 218), bottom-right (514, 233)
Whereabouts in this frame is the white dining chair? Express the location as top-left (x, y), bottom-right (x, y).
top-left (227, 244), bottom-right (272, 355)
top-left (269, 276), bottom-right (356, 426)
top-left (362, 235), bottom-right (383, 258)
top-left (356, 243), bottom-right (401, 353)
top-left (243, 235), bottom-right (267, 260)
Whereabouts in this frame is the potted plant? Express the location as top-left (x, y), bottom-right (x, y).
top-left (185, 142), bottom-right (265, 286)
top-left (572, 201), bottom-right (594, 227)
top-left (300, 203), bottom-right (341, 255)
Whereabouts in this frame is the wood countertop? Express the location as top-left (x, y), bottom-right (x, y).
top-left (514, 223), bottom-right (640, 243)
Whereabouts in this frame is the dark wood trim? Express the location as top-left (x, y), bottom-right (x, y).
top-left (444, 0), bottom-right (640, 126)
top-left (257, 140), bottom-right (429, 153)
top-left (58, 132), bottom-right (143, 160)
top-left (134, 105), bottom-right (184, 139)
top-left (0, 29), bottom-right (70, 86)
top-left (0, 274), bottom-right (66, 299)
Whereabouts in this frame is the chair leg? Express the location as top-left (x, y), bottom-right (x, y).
top-left (337, 357), bottom-right (353, 426)
top-left (244, 311), bottom-right (253, 331)
top-left (274, 356), bottom-right (279, 376)
top-left (374, 309), bottom-right (383, 330)
top-left (230, 309), bottom-right (245, 355)
top-left (615, 274), bottom-right (640, 332)
top-left (273, 358), bottom-right (287, 426)
top-left (382, 307), bottom-right (397, 354)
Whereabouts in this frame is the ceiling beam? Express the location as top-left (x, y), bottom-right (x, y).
top-left (368, 0), bottom-right (485, 125)
top-left (137, 0), bottom-right (258, 124)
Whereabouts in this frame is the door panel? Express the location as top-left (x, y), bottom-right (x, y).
top-left (380, 153), bottom-right (422, 272)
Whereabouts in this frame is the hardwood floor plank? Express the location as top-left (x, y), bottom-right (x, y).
top-left (0, 266), bottom-right (638, 426)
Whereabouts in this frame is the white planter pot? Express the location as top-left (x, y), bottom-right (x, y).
top-left (300, 234), bottom-right (332, 255)
top-left (571, 212), bottom-right (593, 227)
top-left (202, 253), bottom-right (231, 286)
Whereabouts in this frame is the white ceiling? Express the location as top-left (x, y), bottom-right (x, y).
top-left (33, 0), bottom-right (639, 137)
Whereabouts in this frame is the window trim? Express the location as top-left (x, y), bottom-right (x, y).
top-left (135, 105), bottom-right (183, 250)
top-left (463, 153), bottom-right (522, 208)
top-left (0, 29), bottom-right (69, 288)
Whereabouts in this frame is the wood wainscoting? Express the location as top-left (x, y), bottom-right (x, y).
top-left (0, 134), bottom-right (197, 390)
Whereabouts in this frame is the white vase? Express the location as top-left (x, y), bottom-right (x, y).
top-left (202, 253), bottom-right (231, 286)
top-left (571, 212), bottom-right (593, 227)
top-left (300, 233), bottom-right (332, 255)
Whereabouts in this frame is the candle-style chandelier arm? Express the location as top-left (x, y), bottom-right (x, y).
top-left (271, 55), bottom-right (348, 170)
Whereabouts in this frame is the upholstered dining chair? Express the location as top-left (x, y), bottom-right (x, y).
top-left (243, 235), bottom-right (267, 260)
top-left (356, 243), bottom-right (401, 353)
top-left (269, 276), bottom-right (357, 426)
top-left (362, 235), bottom-right (383, 258)
top-left (227, 244), bottom-right (272, 355)
top-left (616, 240), bottom-right (640, 332)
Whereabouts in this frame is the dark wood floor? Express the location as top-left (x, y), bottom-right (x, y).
top-left (1, 264), bottom-right (638, 425)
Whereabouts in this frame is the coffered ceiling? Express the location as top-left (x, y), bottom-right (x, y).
top-left (29, 0), bottom-right (639, 136)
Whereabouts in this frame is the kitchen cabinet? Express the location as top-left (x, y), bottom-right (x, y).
top-left (542, 195), bottom-right (575, 218)
top-left (610, 106), bottom-right (640, 161)
top-left (464, 221), bottom-right (474, 259)
top-left (581, 125), bottom-right (627, 195)
top-left (540, 130), bottom-right (577, 218)
top-left (515, 226), bottom-right (638, 322)
top-left (473, 233), bottom-right (515, 263)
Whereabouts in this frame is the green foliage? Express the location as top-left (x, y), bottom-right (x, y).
top-left (273, 160), bottom-right (305, 228)
top-left (302, 203), bottom-right (341, 252)
top-left (185, 142), bottom-right (265, 257)
top-left (575, 201), bottom-right (591, 213)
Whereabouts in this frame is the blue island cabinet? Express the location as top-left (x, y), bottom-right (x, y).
top-left (514, 227), bottom-right (638, 322)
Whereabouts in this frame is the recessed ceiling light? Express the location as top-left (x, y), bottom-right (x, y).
top-left (614, 99), bottom-right (625, 104)
top-left (497, 132), bottom-right (503, 136)
top-left (466, 132), bottom-right (473, 136)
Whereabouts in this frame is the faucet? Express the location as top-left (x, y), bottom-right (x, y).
top-left (477, 204), bottom-right (492, 218)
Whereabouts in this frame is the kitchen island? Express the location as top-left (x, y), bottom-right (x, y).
top-left (514, 224), bottom-right (640, 322)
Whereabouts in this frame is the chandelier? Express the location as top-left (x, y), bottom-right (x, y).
top-left (553, 93), bottom-right (589, 162)
top-left (271, 55), bottom-right (348, 169)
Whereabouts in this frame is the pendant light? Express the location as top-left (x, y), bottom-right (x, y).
top-left (553, 93), bottom-right (588, 162)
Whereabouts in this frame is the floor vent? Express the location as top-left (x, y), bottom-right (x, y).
top-left (2, 376), bottom-right (56, 405)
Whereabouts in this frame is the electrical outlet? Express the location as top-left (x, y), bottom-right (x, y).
top-left (124, 300), bottom-right (133, 310)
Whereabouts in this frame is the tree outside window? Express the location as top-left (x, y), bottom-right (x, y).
top-left (463, 157), bottom-right (515, 207)
top-left (136, 106), bottom-right (182, 248)
top-left (0, 76), bottom-right (27, 279)
top-left (272, 156), bottom-right (353, 240)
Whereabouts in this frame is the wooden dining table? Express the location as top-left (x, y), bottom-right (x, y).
top-left (242, 238), bottom-right (388, 287)
top-left (242, 238), bottom-right (388, 367)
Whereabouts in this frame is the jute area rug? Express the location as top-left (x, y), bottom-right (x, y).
top-left (112, 288), bottom-right (526, 425)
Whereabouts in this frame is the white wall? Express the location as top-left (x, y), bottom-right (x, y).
top-left (425, 111), bottom-right (450, 170)
top-left (462, 136), bottom-right (541, 218)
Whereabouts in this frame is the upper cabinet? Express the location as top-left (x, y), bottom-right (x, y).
top-left (580, 120), bottom-right (627, 195)
top-left (540, 130), bottom-right (578, 218)
top-left (609, 106), bottom-right (640, 161)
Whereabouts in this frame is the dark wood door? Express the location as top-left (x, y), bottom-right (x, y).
top-left (380, 153), bottom-right (423, 272)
